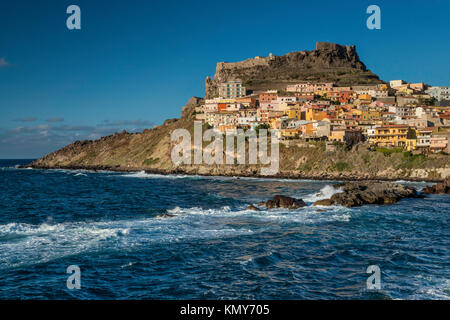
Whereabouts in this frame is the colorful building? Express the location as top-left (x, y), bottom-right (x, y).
top-left (259, 90), bottom-right (278, 104)
top-left (306, 107), bottom-right (327, 121)
top-left (219, 80), bottom-right (246, 99)
top-left (372, 125), bottom-right (409, 147)
top-left (430, 136), bottom-right (449, 153)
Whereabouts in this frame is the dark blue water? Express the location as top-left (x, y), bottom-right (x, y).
top-left (0, 159), bottom-right (449, 299)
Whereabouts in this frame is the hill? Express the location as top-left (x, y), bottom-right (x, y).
top-left (205, 42), bottom-right (383, 98)
top-left (29, 43), bottom-right (449, 181)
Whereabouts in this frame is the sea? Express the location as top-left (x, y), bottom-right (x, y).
top-left (0, 159), bottom-right (448, 299)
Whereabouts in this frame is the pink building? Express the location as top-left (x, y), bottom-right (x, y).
top-left (286, 82), bottom-right (334, 93)
top-left (409, 83), bottom-right (425, 92)
top-left (430, 136), bottom-right (449, 154)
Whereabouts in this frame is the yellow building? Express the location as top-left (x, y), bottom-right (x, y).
top-left (269, 117), bottom-right (280, 129)
top-left (329, 129), bottom-right (345, 142)
top-left (306, 108), bottom-right (326, 121)
top-left (285, 107), bottom-right (302, 120)
top-left (352, 109), bottom-right (362, 117)
top-left (358, 94), bottom-right (372, 105)
top-left (361, 109), bottom-right (381, 120)
top-left (279, 128), bottom-right (299, 140)
top-left (218, 98), bottom-right (237, 104)
top-left (406, 138), bottom-right (417, 151)
top-left (301, 123), bottom-right (315, 136)
top-left (396, 85), bottom-right (414, 95)
top-left (373, 125), bottom-right (409, 147)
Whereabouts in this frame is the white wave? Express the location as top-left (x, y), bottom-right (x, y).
top-left (120, 261), bottom-right (135, 269)
top-left (302, 185), bottom-right (343, 203)
top-left (117, 171), bottom-right (335, 183)
top-left (74, 172), bottom-right (87, 177)
top-left (396, 180), bottom-right (430, 186)
top-left (119, 171), bottom-right (199, 180)
top-left (251, 207), bottom-right (351, 224)
top-left (0, 221), bottom-right (126, 269)
top-left (232, 176), bottom-right (328, 183)
top-left (166, 204), bottom-right (352, 225)
top-left (407, 276), bottom-right (450, 300)
top-left (1, 166), bottom-right (33, 171)
top-left (166, 206), bottom-right (184, 214)
top-left (121, 170), bottom-right (153, 178)
top-left (394, 180), bottom-right (434, 192)
top-left (0, 215), bottom-right (255, 270)
top-left (414, 287), bottom-right (450, 300)
top-left (37, 168), bottom-right (115, 175)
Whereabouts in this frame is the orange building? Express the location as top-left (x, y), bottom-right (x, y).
top-left (301, 123), bottom-right (315, 135)
top-left (236, 97), bottom-right (257, 108)
top-left (306, 107), bottom-right (327, 121)
top-left (259, 91), bottom-right (278, 104)
top-left (327, 91), bottom-right (353, 103)
top-left (217, 103), bottom-right (227, 112)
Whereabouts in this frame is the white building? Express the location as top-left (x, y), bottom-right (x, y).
top-left (390, 80), bottom-right (405, 88)
top-left (415, 106), bottom-right (438, 118)
top-left (237, 115), bottom-right (258, 126)
top-left (227, 103), bottom-right (244, 112)
top-left (389, 105), bottom-right (416, 118)
top-left (426, 86), bottom-right (450, 102)
top-left (276, 96), bottom-right (298, 104)
top-left (204, 98), bottom-right (220, 113)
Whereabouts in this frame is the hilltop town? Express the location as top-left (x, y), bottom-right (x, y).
top-left (196, 78), bottom-right (450, 154)
top-left (29, 43), bottom-right (450, 181)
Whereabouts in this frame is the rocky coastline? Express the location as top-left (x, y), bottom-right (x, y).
top-left (312, 181), bottom-right (423, 207)
top-left (244, 180), bottom-right (430, 211)
top-left (24, 163), bottom-right (447, 183)
top-left (422, 177), bottom-right (450, 194)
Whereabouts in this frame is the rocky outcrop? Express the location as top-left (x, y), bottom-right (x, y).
top-left (261, 195), bottom-right (306, 209)
top-left (313, 181), bottom-right (422, 207)
top-left (205, 42), bottom-right (383, 98)
top-left (422, 177), bottom-right (450, 194)
top-left (155, 213), bottom-right (176, 218)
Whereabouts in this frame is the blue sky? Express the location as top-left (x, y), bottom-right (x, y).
top-left (0, 0), bottom-right (449, 158)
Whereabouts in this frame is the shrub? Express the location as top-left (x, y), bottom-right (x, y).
top-left (142, 157), bottom-right (159, 166)
top-left (375, 147), bottom-right (403, 156)
top-left (401, 152), bottom-right (425, 168)
top-left (336, 161), bottom-right (350, 172)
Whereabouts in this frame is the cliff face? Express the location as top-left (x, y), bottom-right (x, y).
top-left (205, 42), bottom-right (383, 98)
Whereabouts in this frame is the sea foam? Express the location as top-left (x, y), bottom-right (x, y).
top-left (302, 185), bottom-right (343, 203)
